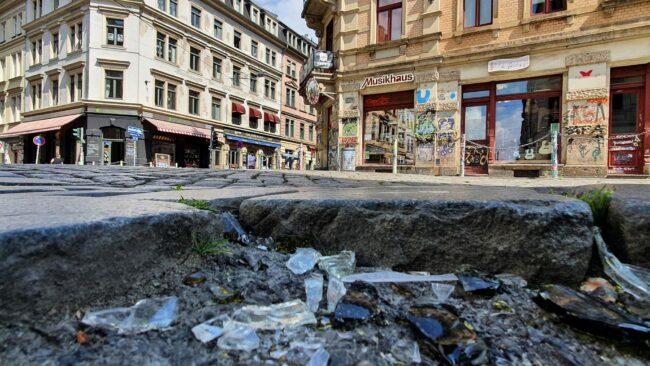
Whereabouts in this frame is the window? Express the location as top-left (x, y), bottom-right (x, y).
top-left (190, 47), bottom-right (200, 72)
top-left (300, 123), bottom-right (305, 140)
top-left (286, 61), bottom-right (296, 78)
top-left (212, 57), bottom-right (222, 80)
top-left (31, 83), bottom-right (41, 110)
top-left (11, 96), bottom-right (21, 120)
top-left (156, 32), bottom-right (165, 58)
top-left (70, 22), bottom-right (82, 51)
top-left (158, 0), bottom-right (165, 11)
top-left (211, 98), bottom-right (221, 120)
top-left (69, 74), bottom-right (76, 101)
top-left (265, 49), bottom-right (271, 64)
top-left (54, 0), bottom-right (59, 9)
top-left (271, 51), bottom-right (276, 67)
top-left (0, 100), bottom-right (4, 122)
top-left (214, 20), bottom-right (223, 39)
top-left (252, 9), bottom-right (259, 24)
top-left (168, 37), bottom-right (177, 63)
top-left (33, 1), bottom-right (42, 20)
top-left (234, 31), bottom-right (241, 49)
top-left (285, 118), bottom-right (294, 137)
top-left (285, 88), bottom-right (296, 108)
top-left (250, 73), bottom-right (257, 93)
top-left (251, 41), bottom-right (258, 57)
top-left (189, 90), bottom-right (200, 115)
top-left (265, 80), bottom-right (276, 100)
top-left (191, 7), bottom-right (201, 28)
top-left (264, 121), bottom-right (276, 133)
top-left (170, 0), bottom-right (177, 17)
top-left (232, 111), bottom-right (241, 125)
top-left (51, 33), bottom-right (59, 58)
top-left (31, 39), bottom-right (42, 65)
top-left (464, 0), bottom-right (492, 28)
top-left (105, 70), bottom-right (123, 99)
top-left (377, 0), bottom-right (402, 43)
top-left (167, 84), bottom-right (176, 110)
top-left (155, 80), bottom-right (164, 107)
top-left (51, 79), bottom-right (58, 106)
top-left (309, 125), bottom-right (314, 141)
top-left (1, 22), bottom-right (5, 43)
top-left (232, 66), bottom-right (241, 87)
top-left (234, 0), bottom-right (242, 12)
top-left (106, 18), bottom-right (124, 46)
top-left (532, 0), bottom-right (566, 15)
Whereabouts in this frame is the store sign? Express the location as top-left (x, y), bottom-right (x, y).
top-left (488, 55), bottom-right (530, 73)
top-left (306, 78), bottom-right (320, 105)
top-left (361, 73), bottom-right (415, 89)
top-left (155, 153), bottom-right (171, 168)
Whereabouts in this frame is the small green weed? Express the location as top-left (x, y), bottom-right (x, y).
top-left (173, 185), bottom-right (184, 191)
top-left (191, 237), bottom-right (231, 257)
top-left (179, 197), bottom-right (213, 211)
top-left (569, 187), bottom-right (614, 227)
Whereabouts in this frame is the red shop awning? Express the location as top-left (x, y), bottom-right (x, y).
top-left (232, 102), bottom-right (246, 114)
top-left (249, 107), bottom-right (262, 119)
top-left (145, 118), bottom-right (210, 139)
top-left (264, 112), bottom-right (280, 124)
top-left (0, 114), bottom-right (82, 138)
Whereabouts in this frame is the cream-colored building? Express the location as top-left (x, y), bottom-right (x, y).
top-left (302, 0), bottom-right (650, 176)
top-left (0, 0), bottom-right (314, 169)
top-left (0, 0), bottom-right (26, 163)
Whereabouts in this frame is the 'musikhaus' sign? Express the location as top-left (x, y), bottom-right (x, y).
top-left (488, 55), bottom-right (530, 73)
top-left (361, 73), bottom-right (414, 89)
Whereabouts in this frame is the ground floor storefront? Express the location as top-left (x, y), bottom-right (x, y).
top-left (315, 39), bottom-right (650, 177)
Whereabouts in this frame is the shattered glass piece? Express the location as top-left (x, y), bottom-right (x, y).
top-left (217, 324), bottom-right (259, 351)
top-left (442, 339), bottom-right (490, 366)
top-left (595, 228), bottom-right (650, 301)
top-left (305, 273), bottom-right (324, 313)
top-left (390, 339), bottom-right (422, 364)
top-left (231, 300), bottom-right (316, 330)
top-left (431, 283), bottom-right (455, 304)
top-left (342, 271), bottom-right (458, 284)
top-left (222, 212), bottom-right (250, 245)
top-left (333, 283), bottom-right (379, 329)
top-left (306, 347), bottom-right (330, 366)
top-left (327, 277), bottom-right (347, 313)
top-left (318, 251), bottom-right (356, 279)
top-left (208, 284), bottom-right (241, 304)
top-left (459, 275), bottom-right (500, 295)
top-left (191, 315), bottom-right (230, 343)
top-left (495, 273), bottom-right (528, 288)
top-left (536, 284), bottom-right (650, 339)
top-left (580, 277), bottom-right (618, 303)
top-left (335, 303), bottom-right (371, 323)
top-left (183, 272), bottom-right (207, 287)
top-left (406, 314), bottom-right (444, 341)
top-left (82, 297), bottom-right (178, 334)
top-left (270, 350), bottom-right (288, 360)
top-left (287, 248), bottom-right (322, 275)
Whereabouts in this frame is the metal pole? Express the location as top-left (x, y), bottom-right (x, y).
top-left (392, 136), bottom-right (398, 174)
top-left (79, 127), bottom-right (85, 165)
top-left (551, 129), bottom-right (559, 179)
top-left (460, 134), bottom-right (466, 177)
top-left (35, 144), bottom-right (41, 164)
top-left (299, 143), bottom-right (304, 171)
top-left (133, 139), bottom-right (137, 166)
top-left (433, 133), bottom-right (438, 176)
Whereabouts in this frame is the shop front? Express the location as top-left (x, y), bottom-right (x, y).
top-left (224, 130), bottom-right (281, 170)
top-left (144, 118), bottom-right (212, 168)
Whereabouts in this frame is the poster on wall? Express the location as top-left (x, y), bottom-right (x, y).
top-left (155, 153), bottom-right (171, 168)
top-left (342, 148), bottom-right (356, 171)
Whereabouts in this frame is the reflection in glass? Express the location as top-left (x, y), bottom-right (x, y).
top-left (464, 0), bottom-right (476, 28)
top-left (496, 76), bottom-right (561, 96)
top-left (364, 109), bottom-right (415, 165)
top-left (464, 106), bottom-right (487, 141)
top-left (391, 8), bottom-right (402, 40)
top-left (611, 93), bottom-right (638, 134)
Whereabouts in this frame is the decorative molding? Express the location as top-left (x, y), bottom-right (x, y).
top-left (150, 68), bottom-right (183, 84)
top-left (96, 59), bottom-right (130, 69)
top-left (438, 71), bottom-right (460, 82)
top-left (565, 51), bottom-right (611, 67)
top-left (62, 60), bottom-right (86, 71)
top-left (566, 88), bottom-right (609, 101)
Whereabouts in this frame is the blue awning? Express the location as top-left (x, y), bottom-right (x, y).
top-left (225, 134), bottom-right (281, 149)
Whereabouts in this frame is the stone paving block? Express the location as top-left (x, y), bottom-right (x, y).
top-left (604, 186), bottom-right (650, 267)
top-left (239, 186), bottom-right (594, 285)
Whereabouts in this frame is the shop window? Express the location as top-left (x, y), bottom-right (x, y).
top-left (191, 7), bottom-right (201, 28)
top-left (464, 0), bottom-right (492, 28)
top-left (101, 126), bottom-right (125, 140)
top-left (495, 76), bottom-right (561, 96)
top-left (167, 84), bottom-right (176, 110)
top-left (155, 80), bottom-right (164, 107)
top-left (189, 90), bottom-right (200, 115)
top-left (190, 47), bottom-right (200, 72)
top-left (228, 150), bottom-right (239, 166)
top-left (377, 0), bottom-right (402, 43)
top-left (212, 97), bottom-right (221, 120)
top-left (213, 58), bottom-right (222, 80)
top-left (106, 18), bottom-right (124, 46)
top-left (463, 89), bottom-right (490, 99)
top-left (531, 0), bottom-right (566, 15)
top-left (105, 71), bottom-right (123, 99)
top-left (363, 91), bottom-right (415, 165)
top-left (214, 19), bottom-right (223, 39)
top-left (611, 94), bottom-right (638, 134)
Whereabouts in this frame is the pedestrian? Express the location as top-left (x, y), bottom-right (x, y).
top-left (50, 154), bottom-right (64, 164)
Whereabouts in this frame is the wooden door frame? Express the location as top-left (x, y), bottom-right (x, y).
top-left (461, 101), bottom-right (490, 174)
top-left (608, 86), bottom-right (645, 174)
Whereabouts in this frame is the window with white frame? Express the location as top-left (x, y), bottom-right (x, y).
top-left (265, 80), bottom-right (276, 100)
top-left (158, 0), bottom-right (165, 11)
top-left (31, 39), bottom-right (42, 65)
top-left (1, 22), bottom-right (5, 43)
top-left (234, 0), bottom-right (242, 12)
top-left (285, 88), bottom-right (296, 108)
top-left (190, 47), bottom-right (200, 72)
top-left (252, 9), bottom-right (259, 24)
top-left (105, 70), bottom-right (123, 99)
top-left (211, 97), bottom-right (221, 120)
top-left (31, 82), bottom-right (41, 110)
top-left (214, 19), bottom-right (223, 39)
top-left (106, 18), bottom-right (124, 46)
top-left (284, 118), bottom-right (294, 137)
top-left (155, 80), bottom-right (164, 107)
top-left (54, 0), bottom-right (59, 9)
top-left (250, 73), bottom-right (257, 93)
top-left (32, 1), bottom-right (42, 20)
top-left (251, 41), bottom-right (258, 57)
top-left (51, 32), bottom-right (59, 59)
top-left (264, 120), bottom-right (275, 133)
top-left (11, 95), bottom-right (21, 120)
top-left (69, 72), bottom-right (83, 102)
top-left (232, 66), bottom-right (241, 87)
top-left (156, 32), bottom-right (166, 59)
top-left (167, 84), bottom-right (176, 110)
top-left (69, 22), bottom-right (82, 52)
top-left (271, 51), bottom-right (277, 67)
top-left (170, 0), bottom-right (177, 17)
top-left (212, 57), bottom-right (221, 80)
top-left (286, 61), bottom-right (296, 78)
top-left (156, 32), bottom-right (177, 63)
top-left (191, 7), bottom-right (201, 28)
top-left (51, 79), bottom-right (58, 106)
top-left (234, 30), bottom-right (241, 49)
top-left (168, 37), bottom-right (177, 63)
top-left (309, 125), bottom-right (314, 141)
top-left (189, 90), bottom-right (200, 115)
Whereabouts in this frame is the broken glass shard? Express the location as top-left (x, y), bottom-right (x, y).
top-left (222, 212), bottom-right (250, 245)
top-left (231, 299), bottom-right (316, 330)
top-left (208, 284), bottom-right (241, 304)
top-left (459, 275), bottom-right (500, 295)
top-left (327, 277), bottom-right (347, 313)
top-left (318, 251), bottom-right (356, 279)
top-left (391, 339), bottom-right (422, 364)
top-left (595, 228), bottom-right (650, 301)
top-left (305, 273), bottom-right (324, 313)
top-left (333, 282), bottom-right (379, 329)
top-left (431, 283), bottom-right (455, 304)
top-left (217, 325), bottom-right (259, 351)
top-left (82, 296), bottom-right (177, 334)
top-left (342, 271), bottom-right (458, 284)
top-left (306, 347), bottom-right (330, 366)
top-left (183, 272), bottom-right (207, 287)
top-left (191, 315), bottom-right (230, 343)
top-left (287, 248), bottom-right (322, 275)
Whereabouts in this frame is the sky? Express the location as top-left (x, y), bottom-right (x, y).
top-left (255, 0), bottom-right (317, 43)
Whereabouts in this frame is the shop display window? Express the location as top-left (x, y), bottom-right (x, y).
top-left (363, 108), bottom-right (415, 165)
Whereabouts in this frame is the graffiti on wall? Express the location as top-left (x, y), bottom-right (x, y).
top-left (436, 111), bottom-right (457, 165)
top-left (564, 124), bottom-right (607, 138)
top-left (328, 126), bottom-right (339, 170)
top-left (567, 136), bottom-right (604, 164)
top-left (415, 110), bottom-right (436, 141)
top-left (417, 143), bottom-right (434, 162)
top-left (566, 98), bottom-right (608, 125)
top-left (465, 146), bottom-right (488, 167)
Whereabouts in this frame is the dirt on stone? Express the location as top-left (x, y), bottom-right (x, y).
top-left (1, 241), bottom-right (649, 366)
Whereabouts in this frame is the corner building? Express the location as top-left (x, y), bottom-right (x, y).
top-left (0, 0), bottom-right (315, 168)
top-left (301, 0), bottom-right (650, 176)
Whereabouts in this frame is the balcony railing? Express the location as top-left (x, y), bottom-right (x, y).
top-left (299, 50), bottom-right (335, 85)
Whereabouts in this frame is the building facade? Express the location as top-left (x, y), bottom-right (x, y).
top-left (0, 0), bottom-right (26, 163)
top-left (301, 0), bottom-right (650, 176)
top-left (0, 0), bottom-right (315, 169)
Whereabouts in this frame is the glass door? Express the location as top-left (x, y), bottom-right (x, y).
top-left (609, 89), bottom-right (644, 174)
top-left (462, 103), bottom-right (489, 174)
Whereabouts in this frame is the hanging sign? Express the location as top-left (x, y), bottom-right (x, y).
top-left (33, 135), bottom-right (46, 146)
top-left (361, 73), bottom-right (415, 89)
top-left (306, 78), bottom-right (320, 105)
top-left (488, 55), bottom-right (530, 73)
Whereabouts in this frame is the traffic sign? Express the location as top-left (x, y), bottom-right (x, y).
top-left (128, 126), bottom-right (144, 139)
top-left (33, 135), bottom-right (46, 146)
